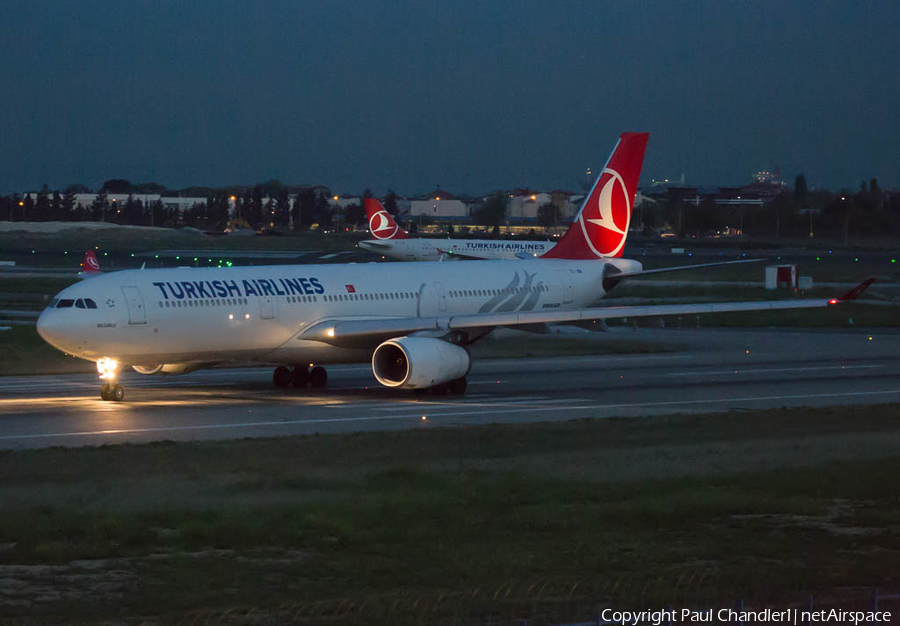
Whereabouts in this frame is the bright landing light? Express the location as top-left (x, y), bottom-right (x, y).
top-left (97, 357), bottom-right (118, 381)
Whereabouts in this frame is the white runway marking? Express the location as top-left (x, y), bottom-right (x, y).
top-left (663, 364), bottom-right (886, 377)
top-left (3, 388), bottom-right (900, 443)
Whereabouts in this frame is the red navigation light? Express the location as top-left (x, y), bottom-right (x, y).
top-left (828, 299), bottom-right (837, 304)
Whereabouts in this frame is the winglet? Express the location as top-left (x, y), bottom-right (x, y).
top-left (831, 277), bottom-right (876, 304)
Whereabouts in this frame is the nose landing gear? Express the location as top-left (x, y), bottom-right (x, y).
top-left (100, 383), bottom-right (125, 402)
top-left (97, 357), bottom-right (125, 402)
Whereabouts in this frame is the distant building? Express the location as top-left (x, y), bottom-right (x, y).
top-left (507, 191), bottom-right (552, 220)
top-left (408, 189), bottom-right (468, 218)
top-left (328, 194), bottom-right (361, 210)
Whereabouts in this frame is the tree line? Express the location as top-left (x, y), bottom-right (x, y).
top-left (3, 175), bottom-right (899, 242)
top-left (637, 175), bottom-right (900, 242)
top-left (0, 180), bottom-right (402, 232)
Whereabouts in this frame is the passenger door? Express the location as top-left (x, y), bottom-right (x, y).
top-left (259, 294), bottom-right (274, 320)
top-left (555, 270), bottom-right (574, 304)
top-left (433, 281), bottom-right (447, 312)
top-left (121, 286), bottom-right (146, 324)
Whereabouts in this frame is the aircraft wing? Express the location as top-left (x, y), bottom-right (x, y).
top-left (606, 257), bottom-right (765, 282)
top-left (435, 248), bottom-right (487, 260)
top-left (298, 279), bottom-right (874, 349)
top-left (359, 240), bottom-right (391, 249)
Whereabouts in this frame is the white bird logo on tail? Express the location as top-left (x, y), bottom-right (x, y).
top-left (579, 167), bottom-right (631, 257)
top-left (368, 210), bottom-right (399, 239)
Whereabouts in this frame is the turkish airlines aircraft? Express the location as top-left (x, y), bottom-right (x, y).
top-left (78, 250), bottom-right (102, 279)
top-left (359, 198), bottom-right (556, 260)
top-left (37, 133), bottom-right (870, 401)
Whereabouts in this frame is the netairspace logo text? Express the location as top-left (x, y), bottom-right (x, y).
top-left (600, 608), bottom-right (892, 624)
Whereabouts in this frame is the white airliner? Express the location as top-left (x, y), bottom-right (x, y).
top-left (36, 133), bottom-right (871, 401)
top-left (359, 198), bottom-right (556, 260)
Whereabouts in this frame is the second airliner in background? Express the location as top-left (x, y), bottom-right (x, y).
top-left (359, 199), bottom-right (556, 260)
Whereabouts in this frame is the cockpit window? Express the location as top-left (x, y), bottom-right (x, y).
top-left (85, 298), bottom-right (97, 309)
top-left (47, 298), bottom-right (59, 309)
top-left (75, 299), bottom-right (86, 309)
top-left (57, 299), bottom-right (75, 308)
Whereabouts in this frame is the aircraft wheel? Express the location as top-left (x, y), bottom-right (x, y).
top-left (111, 384), bottom-right (125, 402)
top-left (290, 366), bottom-right (309, 388)
top-left (273, 366), bottom-right (291, 388)
top-left (100, 383), bottom-right (111, 401)
top-left (448, 377), bottom-right (467, 395)
top-left (309, 366), bottom-right (327, 388)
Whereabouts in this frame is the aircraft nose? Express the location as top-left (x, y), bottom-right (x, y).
top-left (36, 310), bottom-right (67, 351)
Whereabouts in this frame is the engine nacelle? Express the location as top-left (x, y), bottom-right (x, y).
top-left (372, 337), bottom-right (470, 389)
top-left (131, 363), bottom-right (207, 375)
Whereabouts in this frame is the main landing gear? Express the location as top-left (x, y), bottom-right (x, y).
top-left (273, 365), bottom-right (328, 389)
top-left (415, 377), bottom-right (468, 396)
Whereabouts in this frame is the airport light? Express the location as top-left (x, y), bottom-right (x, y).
top-left (244, 313), bottom-right (250, 319)
top-left (18, 201), bottom-right (23, 206)
top-left (228, 314), bottom-right (234, 320)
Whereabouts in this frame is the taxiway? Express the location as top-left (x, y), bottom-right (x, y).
top-left (1, 328), bottom-right (899, 449)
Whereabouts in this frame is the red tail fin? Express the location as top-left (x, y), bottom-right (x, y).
top-left (82, 250), bottom-right (101, 274)
top-left (363, 198), bottom-right (408, 240)
top-left (541, 132), bottom-right (649, 259)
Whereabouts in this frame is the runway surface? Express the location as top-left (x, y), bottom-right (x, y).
top-left (1, 328), bottom-right (900, 449)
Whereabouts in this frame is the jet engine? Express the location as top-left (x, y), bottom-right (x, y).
top-left (131, 363), bottom-right (208, 375)
top-left (372, 337), bottom-right (469, 389)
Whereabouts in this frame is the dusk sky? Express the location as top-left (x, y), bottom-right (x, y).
top-left (2, 1), bottom-right (897, 195)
